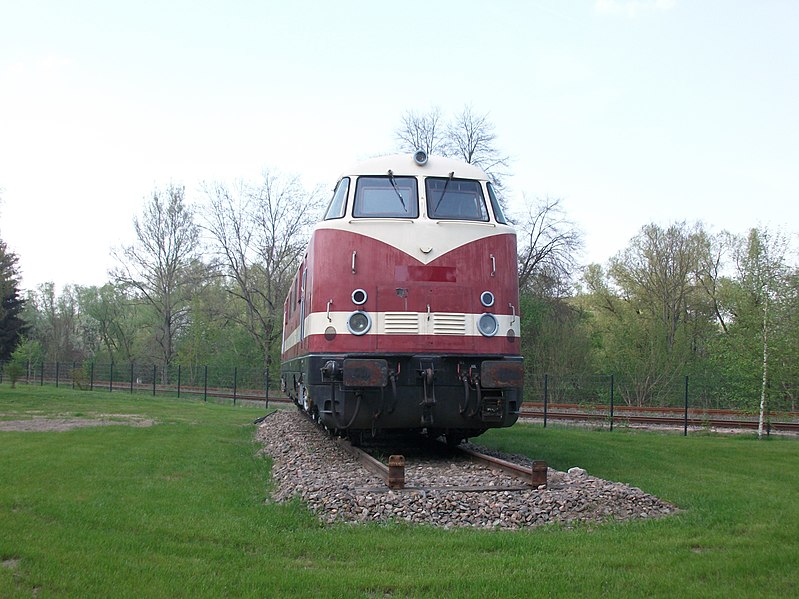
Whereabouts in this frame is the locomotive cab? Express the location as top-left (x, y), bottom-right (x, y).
top-left (281, 152), bottom-right (523, 442)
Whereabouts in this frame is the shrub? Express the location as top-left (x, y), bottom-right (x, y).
top-left (4, 361), bottom-right (24, 388)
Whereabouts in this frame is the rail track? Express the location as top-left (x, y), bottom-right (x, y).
top-left (519, 407), bottom-right (799, 432)
top-left (332, 433), bottom-right (548, 491)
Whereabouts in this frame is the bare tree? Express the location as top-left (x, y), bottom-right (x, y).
top-left (112, 185), bottom-right (201, 374)
top-left (447, 106), bottom-right (510, 188)
top-left (395, 107), bottom-right (447, 157)
top-left (202, 171), bottom-right (323, 369)
top-left (515, 196), bottom-right (582, 296)
top-left (394, 105), bottom-right (511, 188)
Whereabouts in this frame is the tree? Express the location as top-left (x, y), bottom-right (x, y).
top-left (394, 107), bottom-right (447, 157)
top-left (583, 222), bottom-right (716, 405)
top-left (395, 105), bottom-right (510, 189)
top-left (26, 283), bottom-right (85, 363)
top-left (515, 196), bottom-right (582, 297)
top-left (112, 185), bottom-right (202, 374)
top-left (77, 284), bottom-right (138, 363)
top-left (202, 172), bottom-right (323, 369)
top-left (447, 106), bottom-right (510, 187)
top-left (719, 228), bottom-right (790, 437)
top-left (0, 240), bottom-right (27, 362)
top-left (609, 222), bottom-right (711, 351)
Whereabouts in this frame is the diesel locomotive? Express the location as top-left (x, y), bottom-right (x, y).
top-left (280, 151), bottom-right (523, 444)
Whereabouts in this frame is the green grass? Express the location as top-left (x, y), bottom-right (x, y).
top-left (1, 385), bottom-right (797, 598)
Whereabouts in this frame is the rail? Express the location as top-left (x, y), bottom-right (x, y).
top-left (520, 407), bottom-right (799, 433)
top-left (333, 434), bottom-right (547, 491)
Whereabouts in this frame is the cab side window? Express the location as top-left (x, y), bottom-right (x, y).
top-left (323, 178), bottom-right (350, 220)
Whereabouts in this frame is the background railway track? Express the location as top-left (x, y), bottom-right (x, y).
top-left (272, 396), bottom-right (798, 434)
top-left (520, 404), bottom-right (799, 433)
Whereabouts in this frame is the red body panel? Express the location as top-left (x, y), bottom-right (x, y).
top-left (281, 228), bottom-right (520, 360)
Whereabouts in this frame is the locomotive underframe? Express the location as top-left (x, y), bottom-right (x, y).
top-left (281, 353), bottom-right (523, 441)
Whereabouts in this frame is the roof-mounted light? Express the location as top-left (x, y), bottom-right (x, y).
top-left (413, 150), bottom-right (428, 166)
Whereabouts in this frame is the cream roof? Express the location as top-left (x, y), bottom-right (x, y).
top-left (340, 153), bottom-right (489, 180)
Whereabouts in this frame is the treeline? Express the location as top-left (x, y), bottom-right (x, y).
top-left (5, 197), bottom-right (797, 416)
top-left (5, 173), bottom-right (324, 382)
top-left (522, 223), bottom-right (798, 414)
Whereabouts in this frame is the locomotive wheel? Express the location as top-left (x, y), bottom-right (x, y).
top-left (445, 432), bottom-right (465, 447)
top-left (347, 430), bottom-right (364, 447)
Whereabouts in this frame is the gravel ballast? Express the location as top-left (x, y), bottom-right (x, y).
top-left (256, 410), bottom-right (677, 530)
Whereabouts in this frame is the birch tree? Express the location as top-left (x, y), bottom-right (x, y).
top-left (727, 228), bottom-right (789, 437)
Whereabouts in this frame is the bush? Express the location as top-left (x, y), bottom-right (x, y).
top-left (4, 361), bottom-right (24, 388)
top-left (72, 368), bottom-right (88, 390)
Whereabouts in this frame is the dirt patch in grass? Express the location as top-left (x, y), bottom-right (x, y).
top-left (2, 558), bottom-right (20, 570)
top-left (0, 414), bottom-right (156, 432)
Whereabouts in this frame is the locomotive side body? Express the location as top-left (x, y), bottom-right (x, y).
top-left (280, 153), bottom-right (523, 442)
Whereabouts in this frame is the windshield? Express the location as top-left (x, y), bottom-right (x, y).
top-left (426, 178), bottom-right (489, 221)
top-left (353, 176), bottom-right (418, 218)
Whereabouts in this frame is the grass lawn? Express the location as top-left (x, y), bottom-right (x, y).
top-left (1, 385), bottom-right (797, 598)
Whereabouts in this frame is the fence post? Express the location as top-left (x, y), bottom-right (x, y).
top-left (233, 367), bottom-right (238, 406)
top-left (152, 365), bottom-right (157, 396)
top-left (543, 374), bottom-right (548, 428)
top-left (177, 364), bottom-right (181, 398)
top-left (90, 362), bottom-right (94, 391)
top-left (56, 362), bottom-right (60, 388)
top-left (130, 363), bottom-right (134, 394)
top-left (684, 375), bottom-right (689, 437)
top-left (109, 363), bottom-right (114, 393)
top-left (26, 360), bottom-right (30, 384)
top-left (609, 373), bottom-right (615, 432)
top-left (204, 365), bottom-right (208, 402)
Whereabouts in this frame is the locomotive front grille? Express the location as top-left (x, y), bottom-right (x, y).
top-left (385, 312), bottom-right (420, 334)
top-left (433, 313), bottom-right (466, 335)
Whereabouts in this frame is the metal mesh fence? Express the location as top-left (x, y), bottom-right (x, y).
top-left (2, 361), bottom-right (796, 429)
top-left (2, 361), bottom-right (275, 407)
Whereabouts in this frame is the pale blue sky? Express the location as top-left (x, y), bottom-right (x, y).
top-left (1, 0), bottom-right (797, 290)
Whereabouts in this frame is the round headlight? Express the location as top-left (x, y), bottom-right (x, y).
top-left (351, 288), bottom-right (368, 305)
top-left (480, 291), bottom-right (495, 307)
top-left (347, 311), bottom-right (372, 335)
top-left (477, 313), bottom-right (499, 337)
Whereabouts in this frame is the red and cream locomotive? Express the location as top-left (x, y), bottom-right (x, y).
top-left (280, 150), bottom-right (523, 444)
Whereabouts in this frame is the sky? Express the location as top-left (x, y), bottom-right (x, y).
top-left (1, 0), bottom-right (797, 292)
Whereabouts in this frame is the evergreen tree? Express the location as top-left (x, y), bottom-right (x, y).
top-left (0, 240), bottom-right (27, 361)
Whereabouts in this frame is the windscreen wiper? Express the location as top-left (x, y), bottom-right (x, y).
top-left (434, 171), bottom-right (455, 212)
top-left (387, 169), bottom-right (407, 212)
